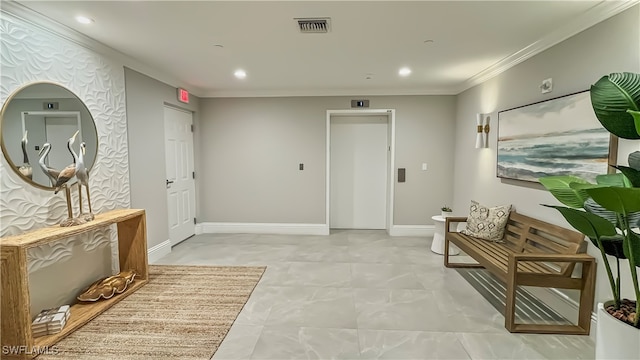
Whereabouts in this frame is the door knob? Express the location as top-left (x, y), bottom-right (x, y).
top-left (166, 179), bottom-right (174, 186)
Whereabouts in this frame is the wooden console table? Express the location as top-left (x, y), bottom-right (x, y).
top-left (1, 209), bottom-right (149, 359)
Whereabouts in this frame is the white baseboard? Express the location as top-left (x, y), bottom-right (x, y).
top-left (389, 225), bottom-right (434, 237)
top-left (147, 239), bottom-right (171, 263)
top-left (198, 222), bottom-right (330, 235)
top-left (195, 223), bottom-right (203, 235)
top-left (526, 287), bottom-right (597, 339)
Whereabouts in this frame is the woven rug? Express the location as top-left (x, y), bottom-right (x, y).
top-left (38, 265), bottom-right (265, 360)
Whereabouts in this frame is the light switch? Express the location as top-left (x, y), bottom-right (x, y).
top-left (421, 163), bottom-right (427, 171)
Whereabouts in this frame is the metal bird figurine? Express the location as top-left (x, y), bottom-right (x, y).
top-left (54, 131), bottom-right (79, 194)
top-left (55, 131), bottom-right (84, 227)
top-left (37, 143), bottom-right (60, 187)
top-left (76, 142), bottom-right (94, 221)
top-left (18, 130), bottom-right (33, 180)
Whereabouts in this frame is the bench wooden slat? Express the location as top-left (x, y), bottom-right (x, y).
top-left (451, 235), bottom-right (554, 275)
top-left (503, 224), bottom-right (525, 249)
top-left (523, 232), bottom-right (571, 253)
top-left (510, 212), bottom-right (585, 244)
top-left (446, 235), bottom-right (507, 280)
top-left (523, 234), bottom-right (581, 276)
top-left (517, 260), bottom-right (556, 275)
top-left (510, 324), bottom-right (587, 335)
top-left (517, 273), bottom-right (584, 289)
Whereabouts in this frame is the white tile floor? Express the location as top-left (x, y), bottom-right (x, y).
top-left (155, 230), bottom-right (595, 360)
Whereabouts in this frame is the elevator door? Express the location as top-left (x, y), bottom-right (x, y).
top-left (330, 115), bottom-right (388, 229)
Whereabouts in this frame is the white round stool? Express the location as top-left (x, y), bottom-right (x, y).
top-left (430, 215), bottom-right (460, 255)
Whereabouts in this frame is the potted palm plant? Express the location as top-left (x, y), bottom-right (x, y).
top-left (540, 72), bottom-right (640, 359)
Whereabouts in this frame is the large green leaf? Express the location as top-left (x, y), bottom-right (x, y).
top-left (570, 183), bottom-right (604, 204)
top-left (622, 230), bottom-right (640, 267)
top-left (544, 205), bottom-right (624, 258)
top-left (539, 176), bottom-right (592, 208)
top-left (590, 72), bottom-right (640, 139)
top-left (584, 198), bottom-right (618, 225)
top-left (545, 205), bottom-right (616, 238)
top-left (596, 173), bottom-right (631, 187)
top-left (629, 110), bottom-right (640, 136)
top-left (613, 166), bottom-right (640, 187)
top-left (587, 187), bottom-right (640, 214)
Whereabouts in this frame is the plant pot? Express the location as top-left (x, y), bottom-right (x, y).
top-left (441, 211), bottom-right (452, 218)
top-left (596, 301), bottom-right (640, 360)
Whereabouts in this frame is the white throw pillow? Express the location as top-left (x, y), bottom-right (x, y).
top-left (460, 200), bottom-right (511, 242)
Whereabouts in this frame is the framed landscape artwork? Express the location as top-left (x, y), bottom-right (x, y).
top-left (497, 90), bottom-right (616, 183)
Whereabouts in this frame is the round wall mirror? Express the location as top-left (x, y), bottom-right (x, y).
top-left (0, 82), bottom-right (98, 190)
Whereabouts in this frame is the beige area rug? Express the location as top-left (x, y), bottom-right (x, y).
top-left (38, 265), bottom-right (265, 360)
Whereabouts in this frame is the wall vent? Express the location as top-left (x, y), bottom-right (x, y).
top-left (295, 18), bottom-right (331, 33)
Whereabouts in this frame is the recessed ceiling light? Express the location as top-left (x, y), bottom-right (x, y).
top-left (399, 67), bottom-right (412, 77)
top-left (234, 69), bottom-right (247, 79)
top-left (75, 16), bottom-right (94, 24)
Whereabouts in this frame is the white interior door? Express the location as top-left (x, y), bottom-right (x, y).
top-left (164, 106), bottom-right (196, 245)
top-left (330, 115), bottom-right (388, 229)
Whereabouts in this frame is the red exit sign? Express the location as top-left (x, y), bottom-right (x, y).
top-left (177, 88), bottom-right (189, 104)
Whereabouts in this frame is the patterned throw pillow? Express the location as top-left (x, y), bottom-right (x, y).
top-left (460, 200), bottom-right (512, 242)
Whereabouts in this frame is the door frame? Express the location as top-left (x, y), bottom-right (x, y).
top-left (163, 104), bottom-right (196, 247)
top-left (326, 109), bottom-right (396, 233)
top-left (22, 110), bottom-right (82, 140)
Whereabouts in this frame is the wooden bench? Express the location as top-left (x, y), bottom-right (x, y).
top-left (444, 211), bottom-right (596, 335)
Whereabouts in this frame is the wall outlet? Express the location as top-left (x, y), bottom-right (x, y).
top-left (421, 163), bottom-right (427, 171)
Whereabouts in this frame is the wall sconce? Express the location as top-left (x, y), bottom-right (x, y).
top-left (475, 113), bottom-right (490, 148)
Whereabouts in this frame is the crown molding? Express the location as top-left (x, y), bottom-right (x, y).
top-left (455, 0), bottom-right (640, 94)
top-left (0, 1), bottom-right (205, 97)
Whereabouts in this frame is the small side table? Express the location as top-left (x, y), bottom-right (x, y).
top-left (431, 215), bottom-right (460, 255)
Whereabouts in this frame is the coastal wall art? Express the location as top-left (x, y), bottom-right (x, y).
top-left (497, 90), bottom-right (616, 183)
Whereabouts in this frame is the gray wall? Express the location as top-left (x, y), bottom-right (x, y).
top-left (198, 95), bottom-right (456, 225)
top-left (452, 6), bottom-right (640, 304)
top-left (124, 68), bottom-right (200, 248)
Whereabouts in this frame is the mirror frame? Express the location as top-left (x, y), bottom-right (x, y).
top-left (0, 81), bottom-right (99, 190)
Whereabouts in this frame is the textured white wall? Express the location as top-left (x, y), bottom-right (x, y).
top-left (0, 12), bottom-right (130, 314)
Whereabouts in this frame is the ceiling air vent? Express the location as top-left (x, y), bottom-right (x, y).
top-left (296, 18), bottom-right (331, 33)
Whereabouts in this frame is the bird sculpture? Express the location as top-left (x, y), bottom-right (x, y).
top-left (55, 131), bottom-right (83, 227)
top-left (54, 131), bottom-right (79, 194)
top-left (18, 130), bottom-right (33, 180)
top-left (37, 143), bottom-right (60, 187)
top-left (76, 141), bottom-right (94, 221)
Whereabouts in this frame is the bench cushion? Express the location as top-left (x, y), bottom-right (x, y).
top-left (460, 200), bottom-right (511, 241)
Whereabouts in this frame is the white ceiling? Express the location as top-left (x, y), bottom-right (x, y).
top-left (9, 1), bottom-right (639, 97)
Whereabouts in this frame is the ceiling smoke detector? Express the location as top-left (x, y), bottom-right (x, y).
top-left (295, 18), bottom-right (331, 33)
